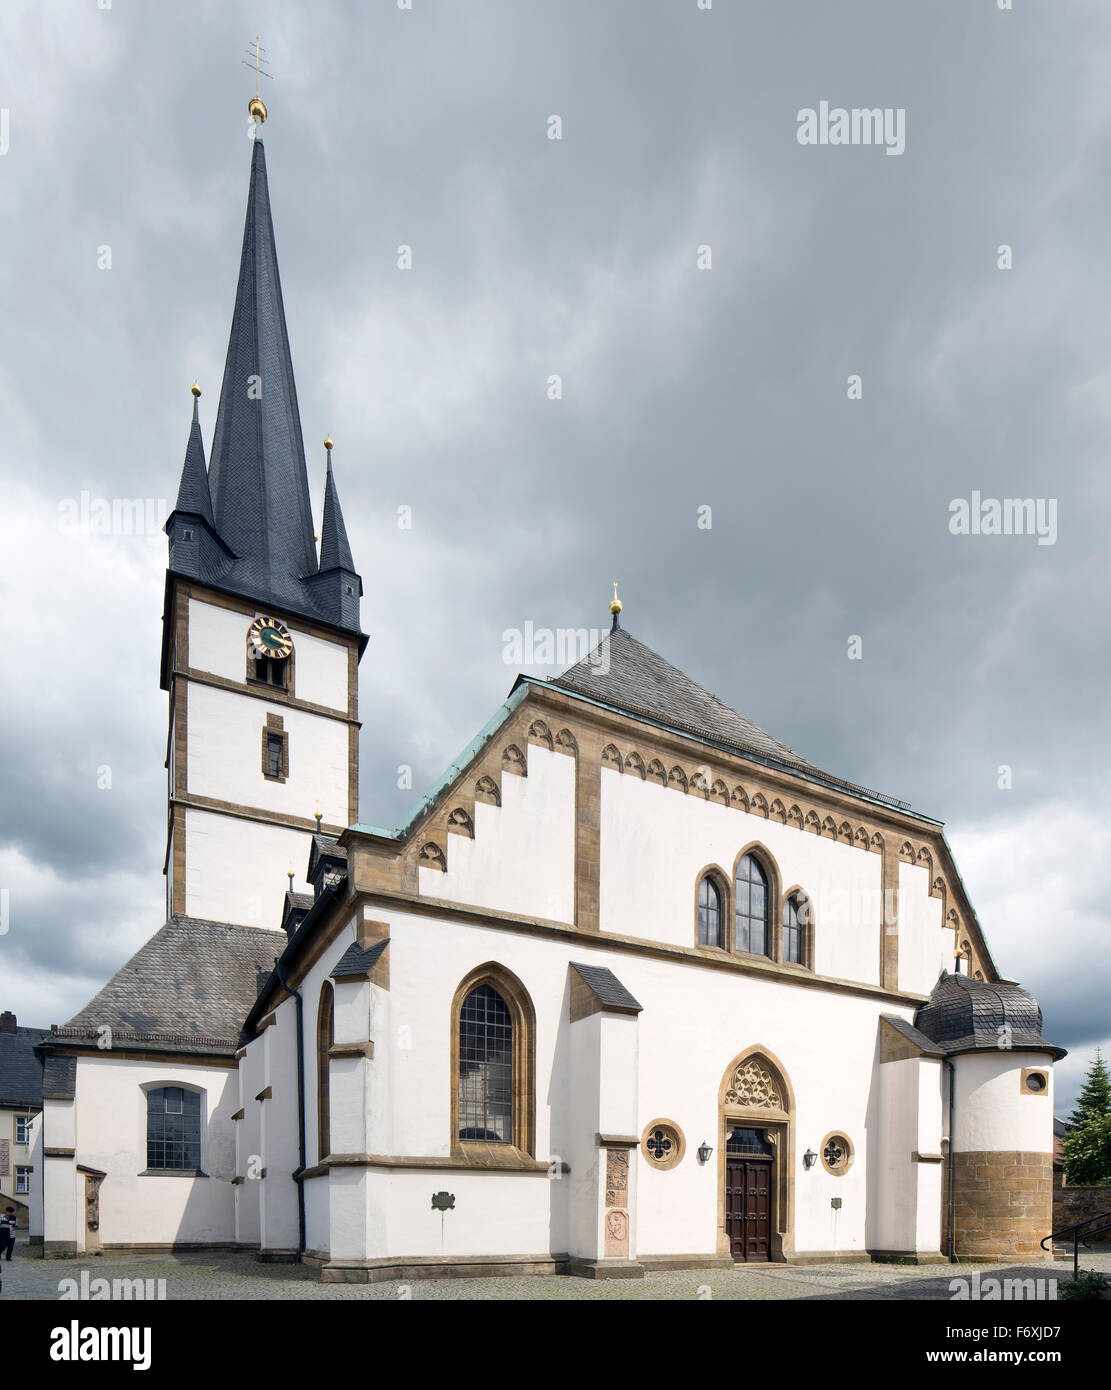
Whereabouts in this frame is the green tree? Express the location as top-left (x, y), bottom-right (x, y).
top-left (1068, 1050), bottom-right (1111, 1130)
top-left (1061, 1114), bottom-right (1111, 1187)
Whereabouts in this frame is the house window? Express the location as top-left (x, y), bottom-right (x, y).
top-left (783, 893), bottom-right (810, 966)
top-left (697, 875), bottom-right (724, 947)
top-left (735, 853), bottom-right (771, 957)
top-left (15, 1117), bottom-right (30, 1146)
top-left (253, 655), bottom-right (289, 689)
top-left (458, 985), bottom-right (513, 1144)
top-left (261, 716), bottom-right (289, 782)
top-left (15, 1167), bottom-right (30, 1195)
top-left (146, 1086), bottom-right (202, 1171)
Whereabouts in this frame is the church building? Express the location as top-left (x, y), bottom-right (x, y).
top-left (34, 102), bottom-right (1064, 1281)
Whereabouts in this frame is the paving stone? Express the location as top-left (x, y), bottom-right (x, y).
top-left (3, 1243), bottom-right (1106, 1301)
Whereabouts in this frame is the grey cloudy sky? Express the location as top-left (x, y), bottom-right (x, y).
top-left (1, 0), bottom-right (1107, 1112)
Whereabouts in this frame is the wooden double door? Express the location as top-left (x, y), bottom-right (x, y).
top-left (725, 1128), bottom-right (774, 1261)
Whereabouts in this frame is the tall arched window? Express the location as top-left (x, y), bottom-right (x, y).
top-left (783, 893), bottom-right (810, 966)
top-left (451, 963), bottom-right (536, 1156)
top-left (458, 985), bottom-right (513, 1143)
top-left (698, 875), bottom-right (724, 947)
top-left (317, 983), bottom-right (334, 1161)
top-left (146, 1086), bottom-right (201, 1171)
top-left (735, 853), bottom-right (771, 957)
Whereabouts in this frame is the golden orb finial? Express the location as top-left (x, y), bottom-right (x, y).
top-left (190, 381), bottom-right (202, 398)
top-left (609, 580), bottom-right (623, 617)
top-left (324, 436), bottom-right (333, 452)
top-left (243, 37), bottom-right (271, 127)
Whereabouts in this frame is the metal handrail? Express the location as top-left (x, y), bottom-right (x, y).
top-left (1041, 1208), bottom-right (1111, 1281)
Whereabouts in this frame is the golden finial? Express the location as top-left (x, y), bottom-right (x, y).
top-left (609, 580), bottom-right (623, 617)
top-left (243, 36), bottom-right (272, 125)
top-left (314, 804), bottom-right (323, 831)
top-left (287, 862), bottom-right (295, 889)
top-left (324, 436), bottom-right (333, 452)
top-left (190, 381), bottom-right (202, 398)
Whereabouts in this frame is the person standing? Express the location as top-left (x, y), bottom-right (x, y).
top-left (0, 1208), bottom-right (16, 1261)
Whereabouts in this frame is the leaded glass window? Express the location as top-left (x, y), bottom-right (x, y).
top-left (726, 1126), bottom-right (773, 1156)
top-left (146, 1086), bottom-right (201, 1170)
top-left (783, 893), bottom-right (809, 965)
top-left (735, 853), bottom-right (770, 957)
top-left (458, 985), bottom-right (512, 1144)
top-left (697, 875), bottom-right (723, 947)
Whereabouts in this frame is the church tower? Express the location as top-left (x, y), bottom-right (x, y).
top-left (160, 113), bottom-right (365, 930)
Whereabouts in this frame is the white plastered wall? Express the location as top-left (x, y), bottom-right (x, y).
top-left (420, 746), bottom-right (575, 924)
top-left (184, 808), bottom-right (313, 929)
top-left (898, 860), bottom-right (949, 996)
top-left (951, 1051), bottom-right (1054, 1154)
top-left (187, 597), bottom-right (348, 713)
top-left (68, 1055), bottom-right (238, 1247)
top-left (870, 1053), bottom-right (944, 1254)
top-left (600, 770), bottom-right (884, 986)
top-left (340, 905), bottom-right (918, 1262)
top-left (186, 684), bottom-right (348, 823)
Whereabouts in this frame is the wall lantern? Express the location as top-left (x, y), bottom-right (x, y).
top-left (697, 1141), bottom-right (713, 1164)
top-left (803, 1148), bottom-right (818, 1170)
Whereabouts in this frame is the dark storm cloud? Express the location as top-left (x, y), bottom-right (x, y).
top-left (1, 1), bottom-right (1107, 1109)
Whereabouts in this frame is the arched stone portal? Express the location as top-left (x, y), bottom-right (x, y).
top-left (717, 1046), bottom-right (795, 1262)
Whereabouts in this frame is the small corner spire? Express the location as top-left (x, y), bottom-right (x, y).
top-left (609, 579), bottom-right (623, 630)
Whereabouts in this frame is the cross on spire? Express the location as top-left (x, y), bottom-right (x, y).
top-left (242, 36), bottom-right (272, 125)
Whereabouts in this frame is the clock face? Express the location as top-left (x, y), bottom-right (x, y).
top-left (248, 615), bottom-right (293, 661)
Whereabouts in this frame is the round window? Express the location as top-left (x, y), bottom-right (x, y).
top-left (819, 1132), bottom-right (854, 1176)
top-left (1024, 1071), bottom-right (1047, 1093)
top-left (640, 1120), bottom-right (685, 1171)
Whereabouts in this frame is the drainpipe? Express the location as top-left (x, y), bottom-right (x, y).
top-left (944, 1058), bottom-right (956, 1263)
top-left (274, 955), bottom-right (306, 1261)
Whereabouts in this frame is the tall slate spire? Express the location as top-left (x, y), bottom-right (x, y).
top-left (206, 136), bottom-right (318, 608)
top-left (165, 130), bottom-right (362, 645)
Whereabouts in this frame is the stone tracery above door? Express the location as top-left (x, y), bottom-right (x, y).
top-left (725, 1057), bottom-right (783, 1110)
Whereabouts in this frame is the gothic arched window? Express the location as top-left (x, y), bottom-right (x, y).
top-left (458, 985), bottom-right (513, 1144)
top-left (317, 983), bottom-right (334, 1162)
top-left (451, 964), bottom-right (536, 1156)
top-left (697, 874), bottom-right (724, 947)
top-left (783, 893), bottom-right (811, 966)
top-left (735, 853), bottom-right (771, 957)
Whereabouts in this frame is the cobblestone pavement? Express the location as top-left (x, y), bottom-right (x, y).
top-left (3, 1244), bottom-right (1108, 1300)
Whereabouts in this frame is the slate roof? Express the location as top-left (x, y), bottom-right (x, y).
top-left (913, 972), bottom-right (1066, 1060)
top-left (167, 137), bottom-right (362, 638)
top-left (52, 917), bottom-right (287, 1056)
top-left (172, 395), bottom-right (215, 527)
top-left (880, 1014), bottom-right (946, 1058)
top-left (331, 939), bottom-right (389, 980)
top-left (552, 624), bottom-right (910, 812)
top-left (0, 1025), bottom-right (49, 1108)
top-left (318, 452), bottom-right (356, 575)
top-left (41, 1054), bottom-right (76, 1102)
top-left (569, 962), bottom-right (643, 1013)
